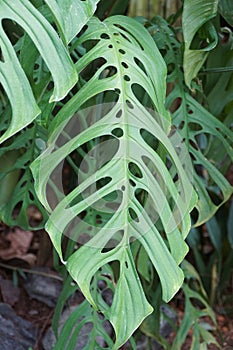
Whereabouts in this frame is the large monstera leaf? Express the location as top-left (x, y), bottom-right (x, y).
top-left (0, 0), bottom-right (78, 144)
top-left (31, 16), bottom-right (196, 348)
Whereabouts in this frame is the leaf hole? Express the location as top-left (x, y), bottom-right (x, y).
top-left (71, 136), bottom-right (118, 183)
top-left (78, 233), bottom-right (91, 245)
top-left (29, 191), bottom-right (35, 201)
top-left (132, 84), bottom-right (155, 110)
top-left (206, 188), bottom-right (223, 206)
top-left (96, 214), bottom-right (103, 224)
top-left (2, 19), bottom-right (24, 45)
top-left (100, 33), bottom-right (110, 39)
top-left (141, 155), bottom-right (165, 188)
top-left (101, 230), bottom-right (124, 252)
top-left (189, 139), bottom-right (198, 151)
top-left (179, 121), bottom-right (185, 129)
top-left (119, 48), bottom-right (126, 54)
top-left (169, 97), bottom-right (183, 113)
top-left (126, 99), bottom-right (134, 109)
top-left (128, 207), bottom-right (139, 223)
top-left (27, 205), bottom-right (43, 227)
top-left (105, 200), bottom-right (122, 211)
top-left (121, 61), bottom-right (128, 69)
top-left (134, 57), bottom-right (147, 75)
top-left (0, 48), bottom-right (5, 62)
top-left (114, 24), bottom-right (144, 50)
top-left (12, 201), bottom-right (23, 222)
top-left (129, 179), bottom-right (136, 187)
top-left (140, 128), bottom-right (160, 150)
top-left (111, 128), bottom-right (123, 138)
top-left (99, 65), bottom-right (117, 79)
top-left (96, 177), bottom-right (112, 190)
top-left (121, 185), bottom-right (125, 191)
top-left (108, 44), bottom-right (113, 48)
top-left (173, 173), bottom-right (179, 182)
top-left (167, 63), bottom-right (175, 75)
top-left (123, 74), bottom-right (130, 82)
top-left (101, 288), bottom-right (113, 306)
top-left (125, 261), bottom-right (129, 268)
top-left (128, 162), bottom-right (143, 178)
top-left (135, 188), bottom-right (149, 208)
top-left (80, 57), bottom-right (107, 81)
top-left (116, 109), bottom-right (122, 118)
top-left (20, 181), bottom-right (27, 188)
top-left (188, 122), bottom-right (202, 131)
top-left (190, 152), bottom-right (197, 161)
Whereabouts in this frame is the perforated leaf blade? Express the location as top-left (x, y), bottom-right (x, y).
top-left (0, 0), bottom-right (78, 143)
top-left (0, 127), bottom-right (48, 229)
top-left (53, 269), bottom-right (115, 350)
top-left (0, 28), bottom-right (40, 144)
top-left (183, 0), bottom-right (219, 87)
top-left (144, 16), bottom-right (233, 226)
top-left (45, 0), bottom-right (100, 44)
top-left (31, 15), bottom-right (196, 348)
top-left (175, 94), bottom-right (233, 226)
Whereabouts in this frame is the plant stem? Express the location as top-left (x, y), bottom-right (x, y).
top-left (200, 66), bottom-right (233, 74)
top-left (0, 262), bottom-right (63, 281)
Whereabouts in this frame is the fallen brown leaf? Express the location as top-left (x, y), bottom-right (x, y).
top-left (0, 228), bottom-right (33, 261)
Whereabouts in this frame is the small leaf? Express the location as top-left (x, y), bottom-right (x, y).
top-left (0, 127), bottom-right (48, 229)
top-left (183, 0), bottom-right (219, 87)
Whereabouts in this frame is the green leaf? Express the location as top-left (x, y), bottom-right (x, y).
top-left (198, 325), bottom-right (220, 347)
top-left (0, 0), bottom-right (78, 143)
top-left (172, 283), bottom-right (218, 349)
top-left (45, 0), bottom-right (100, 44)
top-left (0, 150), bottom-right (21, 208)
top-left (206, 216), bottom-right (222, 253)
top-left (0, 28), bottom-right (40, 144)
top-left (143, 15), bottom-right (233, 225)
top-left (227, 200), bottom-right (233, 248)
top-left (183, 0), bottom-right (219, 87)
top-left (176, 94), bottom-right (233, 225)
top-left (137, 246), bottom-right (151, 282)
top-left (52, 275), bottom-right (79, 338)
top-left (219, 0), bottom-right (233, 26)
top-left (0, 126), bottom-right (48, 229)
top-left (31, 15), bottom-right (196, 348)
top-left (53, 269), bottom-right (114, 349)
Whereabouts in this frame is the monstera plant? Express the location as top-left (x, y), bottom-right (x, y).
top-left (0, 0), bottom-right (232, 348)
